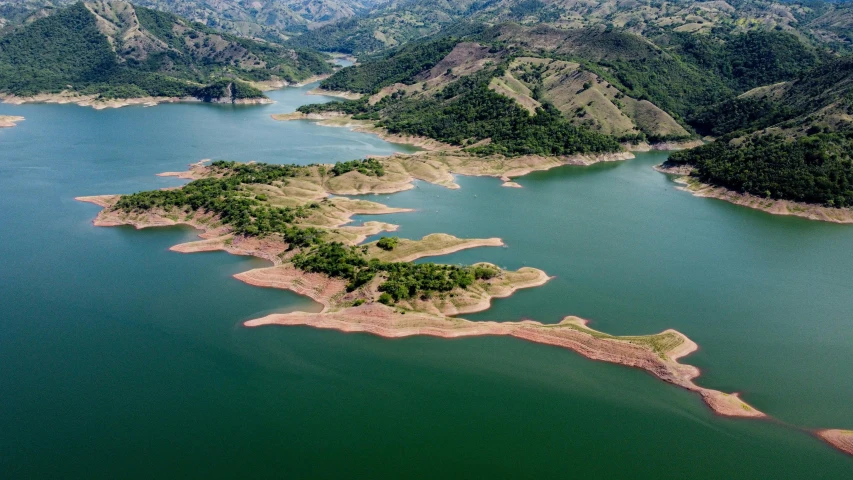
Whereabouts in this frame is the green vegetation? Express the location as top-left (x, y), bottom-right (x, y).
top-left (689, 96), bottom-right (794, 137)
top-left (330, 158), bottom-right (385, 177)
top-left (292, 241), bottom-right (479, 299)
top-left (319, 37), bottom-right (459, 94)
top-left (376, 236), bottom-right (398, 250)
top-left (114, 161), bottom-right (324, 243)
top-left (113, 160), bottom-right (501, 304)
top-left (668, 30), bottom-right (823, 93)
top-left (668, 132), bottom-right (853, 207)
top-left (666, 55), bottom-right (853, 208)
top-left (0, 2), bottom-right (331, 99)
top-left (301, 71), bottom-right (622, 157)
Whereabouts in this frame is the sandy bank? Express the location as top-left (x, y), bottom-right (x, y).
top-left (272, 111), bottom-right (453, 151)
top-left (156, 159), bottom-right (212, 179)
top-left (306, 88), bottom-right (363, 100)
top-left (0, 115), bottom-right (24, 128)
top-left (250, 73), bottom-right (334, 91)
top-left (235, 264), bottom-right (348, 310)
top-left (629, 139), bottom-right (704, 152)
top-left (2, 92), bottom-right (272, 110)
top-left (817, 429), bottom-right (853, 456)
top-left (244, 308), bottom-right (763, 418)
top-left (366, 234), bottom-right (503, 263)
top-left (656, 165), bottom-right (853, 224)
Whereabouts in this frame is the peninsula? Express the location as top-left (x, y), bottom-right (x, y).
top-left (656, 164), bottom-right (853, 224)
top-left (78, 158), bottom-right (766, 421)
top-left (0, 115), bottom-right (23, 128)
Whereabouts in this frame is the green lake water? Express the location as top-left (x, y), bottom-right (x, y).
top-left (1, 84), bottom-right (851, 478)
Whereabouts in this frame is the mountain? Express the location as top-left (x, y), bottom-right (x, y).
top-left (7, 1), bottom-right (849, 54)
top-left (0, 0), bottom-right (381, 41)
top-left (292, 0), bottom-right (853, 55)
top-left (302, 21), bottom-right (822, 146)
top-left (666, 57), bottom-right (853, 207)
top-left (0, 1), bottom-right (332, 101)
top-left (113, 0), bottom-right (380, 41)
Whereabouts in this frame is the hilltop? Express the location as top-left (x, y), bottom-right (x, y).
top-left (0, 1), bottom-right (332, 105)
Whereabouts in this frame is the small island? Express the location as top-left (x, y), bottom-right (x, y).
top-left (79, 158), bottom-right (767, 421)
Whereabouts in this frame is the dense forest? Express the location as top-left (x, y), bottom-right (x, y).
top-left (666, 54), bottom-right (853, 208)
top-left (0, 2), bottom-right (331, 99)
top-left (319, 37), bottom-right (460, 94)
top-left (667, 132), bottom-right (853, 207)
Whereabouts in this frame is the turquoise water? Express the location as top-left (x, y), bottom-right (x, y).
top-left (1, 85), bottom-right (851, 478)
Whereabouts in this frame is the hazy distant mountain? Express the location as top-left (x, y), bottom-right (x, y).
top-left (0, 1), bottom-right (332, 99)
top-left (0, 0), bottom-right (384, 41)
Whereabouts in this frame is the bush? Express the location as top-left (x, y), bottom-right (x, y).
top-left (376, 236), bottom-right (399, 250)
top-left (378, 293), bottom-right (394, 305)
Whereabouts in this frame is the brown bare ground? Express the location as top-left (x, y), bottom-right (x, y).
top-left (0, 115), bottom-right (24, 127)
top-left (816, 430), bottom-right (853, 456)
top-left (2, 92), bottom-right (271, 110)
top-left (244, 308), bottom-right (764, 418)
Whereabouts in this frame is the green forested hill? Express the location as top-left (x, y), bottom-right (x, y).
top-left (667, 57), bottom-right (853, 207)
top-left (0, 1), bottom-right (332, 99)
top-left (304, 22), bottom-right (823, 143)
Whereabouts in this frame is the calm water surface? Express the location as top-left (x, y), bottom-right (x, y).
top-left (1, 84), bottom-right (851, 478)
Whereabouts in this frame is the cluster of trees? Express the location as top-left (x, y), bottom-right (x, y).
top-left (291, 18), bottom-right (386, 55)
top-left (380, 74), bottom-right (621, 156)
top-left (112, 159), bottom-right (502, 304)
top-left (319, 37), bottom-right (459, 94)
top-left (689, 96), bottom-right (795, 136)
top-left (376, 237), bottom-right (399, 250)
top-left (292, 241), bottom-right (496, 302)
top-left (114, 161), bottom-right (324, 241)
top-left (668, 132), bottom-right (853, 207)
top-left (668, 30), bottom-right (823, 94)
top-left (330, 158), bottom-right (385, 177)
top-left (0, 2), bottom-right (329, 98)
top-left (668, 55), bottom-right (853, 208)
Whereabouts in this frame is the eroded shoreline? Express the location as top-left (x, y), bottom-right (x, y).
top-left (656, 164), bottom-right (853, 224)
top-left (77, 160), bottom-right (767, 421)
top-left (1, 92), bottom-right (273, 110)
top-left (75, 159), bottom-right (853, 458)
top-left (817, 430), bottom-right (853, 456)
top-left (0, 115), bottom-right (24, 127)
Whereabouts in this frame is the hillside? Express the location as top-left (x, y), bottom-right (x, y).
top-left (292, 0), bottom-right (853, 55)
top-left (0, 0), bottom-right (379, 41)
top-left (299, 22), bottom-right (823, 147)
top-left (0, 1), bottom-right (332, 102)
top-left (300, 38), bottom-right (656, 153)
top-left (665, 57), bottom-right (853, 208)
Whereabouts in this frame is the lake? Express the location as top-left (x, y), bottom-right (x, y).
top-left (1, 83), bottom-right (851, 478)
